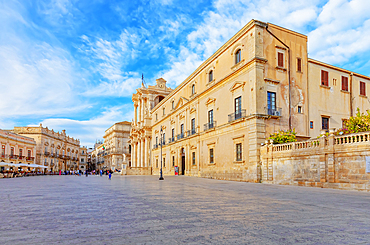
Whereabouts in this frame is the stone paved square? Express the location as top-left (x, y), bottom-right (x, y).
top-left (1, 175), bottom-right (370, 244)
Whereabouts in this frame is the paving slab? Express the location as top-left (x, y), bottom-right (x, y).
top-left (1, 175), bottom-right (370, 244)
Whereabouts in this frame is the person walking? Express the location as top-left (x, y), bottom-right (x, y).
top-left (85, 170), bottom-right (88, 177)
top-left (108, 171), bottom-right (111, 180)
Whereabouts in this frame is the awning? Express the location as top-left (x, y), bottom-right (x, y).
top-left (0, 162), bottom-right (47, 168)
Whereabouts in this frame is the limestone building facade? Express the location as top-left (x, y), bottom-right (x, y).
top-left (0, 129), bottom-right (37, 170)
top-left (129, 79), bottom-right (172, 174)
top-left (103, 121), bottom-right (131, 172)
top-left (79, 146), bottom-right (87, 171)
top-left (129, 20), bottom-right (370, 182)
top-left (13, 124), bottom-right (81, 172)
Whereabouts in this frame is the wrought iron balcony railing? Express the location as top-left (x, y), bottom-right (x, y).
top-left (187, 128), bottom-right (197, 137)
top-left (168, 137), bottom-right (175, 143)
top-left (265, 107), bottom-right (282, 117)
top-left (177, 133), bottom-right (184, 140)
top-left (228, 109), bottom-right (246, 122)
top-left (204, 121), bottom-right (217, 131)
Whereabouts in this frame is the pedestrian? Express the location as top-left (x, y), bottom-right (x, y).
top-left (85, 170), bottom-right (88, 177)
top-left (108, 171), bottom-right (111, 180)
top-left (100, 169), bottom-right (103, 177)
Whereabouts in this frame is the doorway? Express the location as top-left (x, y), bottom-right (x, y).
top-left (181, 148), bottom-right (185, 175)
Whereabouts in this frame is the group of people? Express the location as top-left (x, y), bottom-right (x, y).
top-left (0, 168), bottom-right (114, 179)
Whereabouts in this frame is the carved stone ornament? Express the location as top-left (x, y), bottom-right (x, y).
top-left (205, 98), bottom-right (216, 107)
top-left (229, 81), bottom-right (246, 92)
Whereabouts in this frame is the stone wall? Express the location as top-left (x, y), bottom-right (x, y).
top-left (126, 167), bottom-right (152, 175)
top-left (260, 131), bottom-right (370, 191)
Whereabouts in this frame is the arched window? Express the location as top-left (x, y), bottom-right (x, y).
top-left (209, 70), bottom-right (213, 83)
top-left (192, 84), bottom-right (195, 95)
top-left (235, 49), bottom-right (241, 64)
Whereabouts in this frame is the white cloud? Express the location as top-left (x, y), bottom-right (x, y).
top-left (158, 0), bottom-right (370, 86)
top-left (0, 42), bottom-right (88, 117)
top-left (39, 105), bottom-right (134, 147)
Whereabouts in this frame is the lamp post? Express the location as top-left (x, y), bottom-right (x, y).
top-left (159, 126), bottom-right (164, 180)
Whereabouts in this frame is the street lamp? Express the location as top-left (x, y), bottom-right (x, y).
top-left (159, 126), bottom-right (164, 180)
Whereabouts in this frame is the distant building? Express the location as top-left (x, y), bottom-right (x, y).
top-left (13, 124), bottom-right (81, 172)
top-left (79, 146), bottom-right (87, 171)
top-left (129, 19), bottom-right (370, 182)
top-left (0, 129), bottom-right (37, 171)
top-left (103, 121), bottom-right (131, 173)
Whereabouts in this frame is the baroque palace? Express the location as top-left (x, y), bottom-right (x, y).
top-left (12, 124), bottom-right (85, 172)
top-left (129, 19), bottom-right (370, 182)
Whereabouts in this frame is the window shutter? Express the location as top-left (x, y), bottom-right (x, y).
top-left (297, 58), bottom-right (302, 72)
top-left (278, 52), bottom-right (284, 67)
top-left (321, 70), bottom-right (328, 86)
top-left (342, 76), bottom-right (348, 91)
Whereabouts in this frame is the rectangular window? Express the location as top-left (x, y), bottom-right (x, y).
top-left (171, 128), bottom-right (174, 139)
top-left (181, 124), bottom-right (184, 136)
top-left (156, 159), bottom-right (158, 168)
top-left (19, 149), bottom-right (22, 157)
top-left (155, 113), bottom-right (158, 121)
top-left (297, 58), bottom-right (302, 72)
top-left (236, 143), bottom-right (242, 161)
top-left (267, 92), bottom-right (276, 115)
top-left (1, 145), bottom-right (5, 156)
top-left (235, 96), bottom-right (241, 115)
top-left (192, 152), bottom-right (196, 165)
top-left (156, 136), bottom-right (158, 146)
top-left (10, 147), bottom-right (14, 156)
top-left (278, 52), bottom-right (284, 67)
top-left (322, 117), bottom-right (329, 130)
top-left (209, 148), bottom-right (214, 163)
top-left (163, 108), bottom-right (165, 116)
top-left (191, 118), bottom-right (195, 133)
top-left (321, 70), bottom-right (329, 86)
top-left (298, 106), bottom-right (302, 113)
top-left (81, 158), bottom-right (84, 162)
top-left (342, 76), bottom-right (349, 91)
top-left (208, 110), bottom-right (213, 123)
top-left (360, 81), bottom-right (366, 96)
top-left (163, 158), bottom-right (166, 168)
top-left (310, 121), bottom-right (314, 129)
top-left (172, 156), bottom-right (175, 167)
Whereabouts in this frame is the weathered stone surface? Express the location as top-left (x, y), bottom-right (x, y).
top-left (1, 175), bottom-right (370, 244)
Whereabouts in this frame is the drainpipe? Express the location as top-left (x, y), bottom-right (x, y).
top-left (266, 25), bottom-right (292, 130)
top-left (350, 73), bottom-right (353, 117)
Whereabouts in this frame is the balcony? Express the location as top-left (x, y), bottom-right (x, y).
top-left (9, 155), bottom-right (17, 159)
top-left (50, 162), bottom-right (54, 166)
top-left (26, 157), bottom-right (34, 161)
top-left (18, 155), bottom-right (24, 160)
top-left (187, 128), bottom-right (197, 137)
top-left (204, 121), bottom-right (217, 131)
top-left (168, 137), bottom-right (175, 143)
top-left (266, 107), bottom-right (282, 117)
top-left (44, 162), bottom-right (48, 166)
top-left (44, 151), bottom-right (50, 156)
top-left (153, 144), bottom-right (159, 149)
top-left (0, 154), bottom-right (5, 158)
top-left (228, 109), bottom-right (246, 122)
top-left (177, 133), bottom-right (185, 140)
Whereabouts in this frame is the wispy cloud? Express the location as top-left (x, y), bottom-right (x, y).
top-left (39, 105), bottom-right (134, 147)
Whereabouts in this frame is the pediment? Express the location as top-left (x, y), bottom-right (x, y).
top-left (205, 98), bottom-right (216, 107)
top-left (190, 107), bottom-right (196, 114)
top-left (229, 81), bottom-right (246, 92)
top-left (175, 97), bottom-right (189, 110)
top-left (190, 145), bottom-right (197, 150)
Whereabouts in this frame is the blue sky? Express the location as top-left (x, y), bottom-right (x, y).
top-left (1, 0), bottom-right (370, 147)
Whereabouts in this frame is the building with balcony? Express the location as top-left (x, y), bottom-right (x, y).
top-left (79, 146), bottom-right (87, 171)
top-left (129, 19), bottom-right (370, 182)
top-left (103, 121), bottom-right (131, 173)
top-left (0, 129), bottom-right (37, 171)
top-left (91, 142), bottom-right (105, 171)
top-left (12, 124), bottom-right (81, 172)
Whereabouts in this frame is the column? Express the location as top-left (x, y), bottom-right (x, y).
top-left (140, 139), bottom-right (144, 168)
top-left (132, 143), bottom-right (136, 167)
top-left (144, 137), bottom-right (147, 167)
top-left (138, 100), bottom-right (142, 123)
top-left (138, 140), bottom-right (141, 168)
top-left (134, 103), bottom-right (138, 125)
